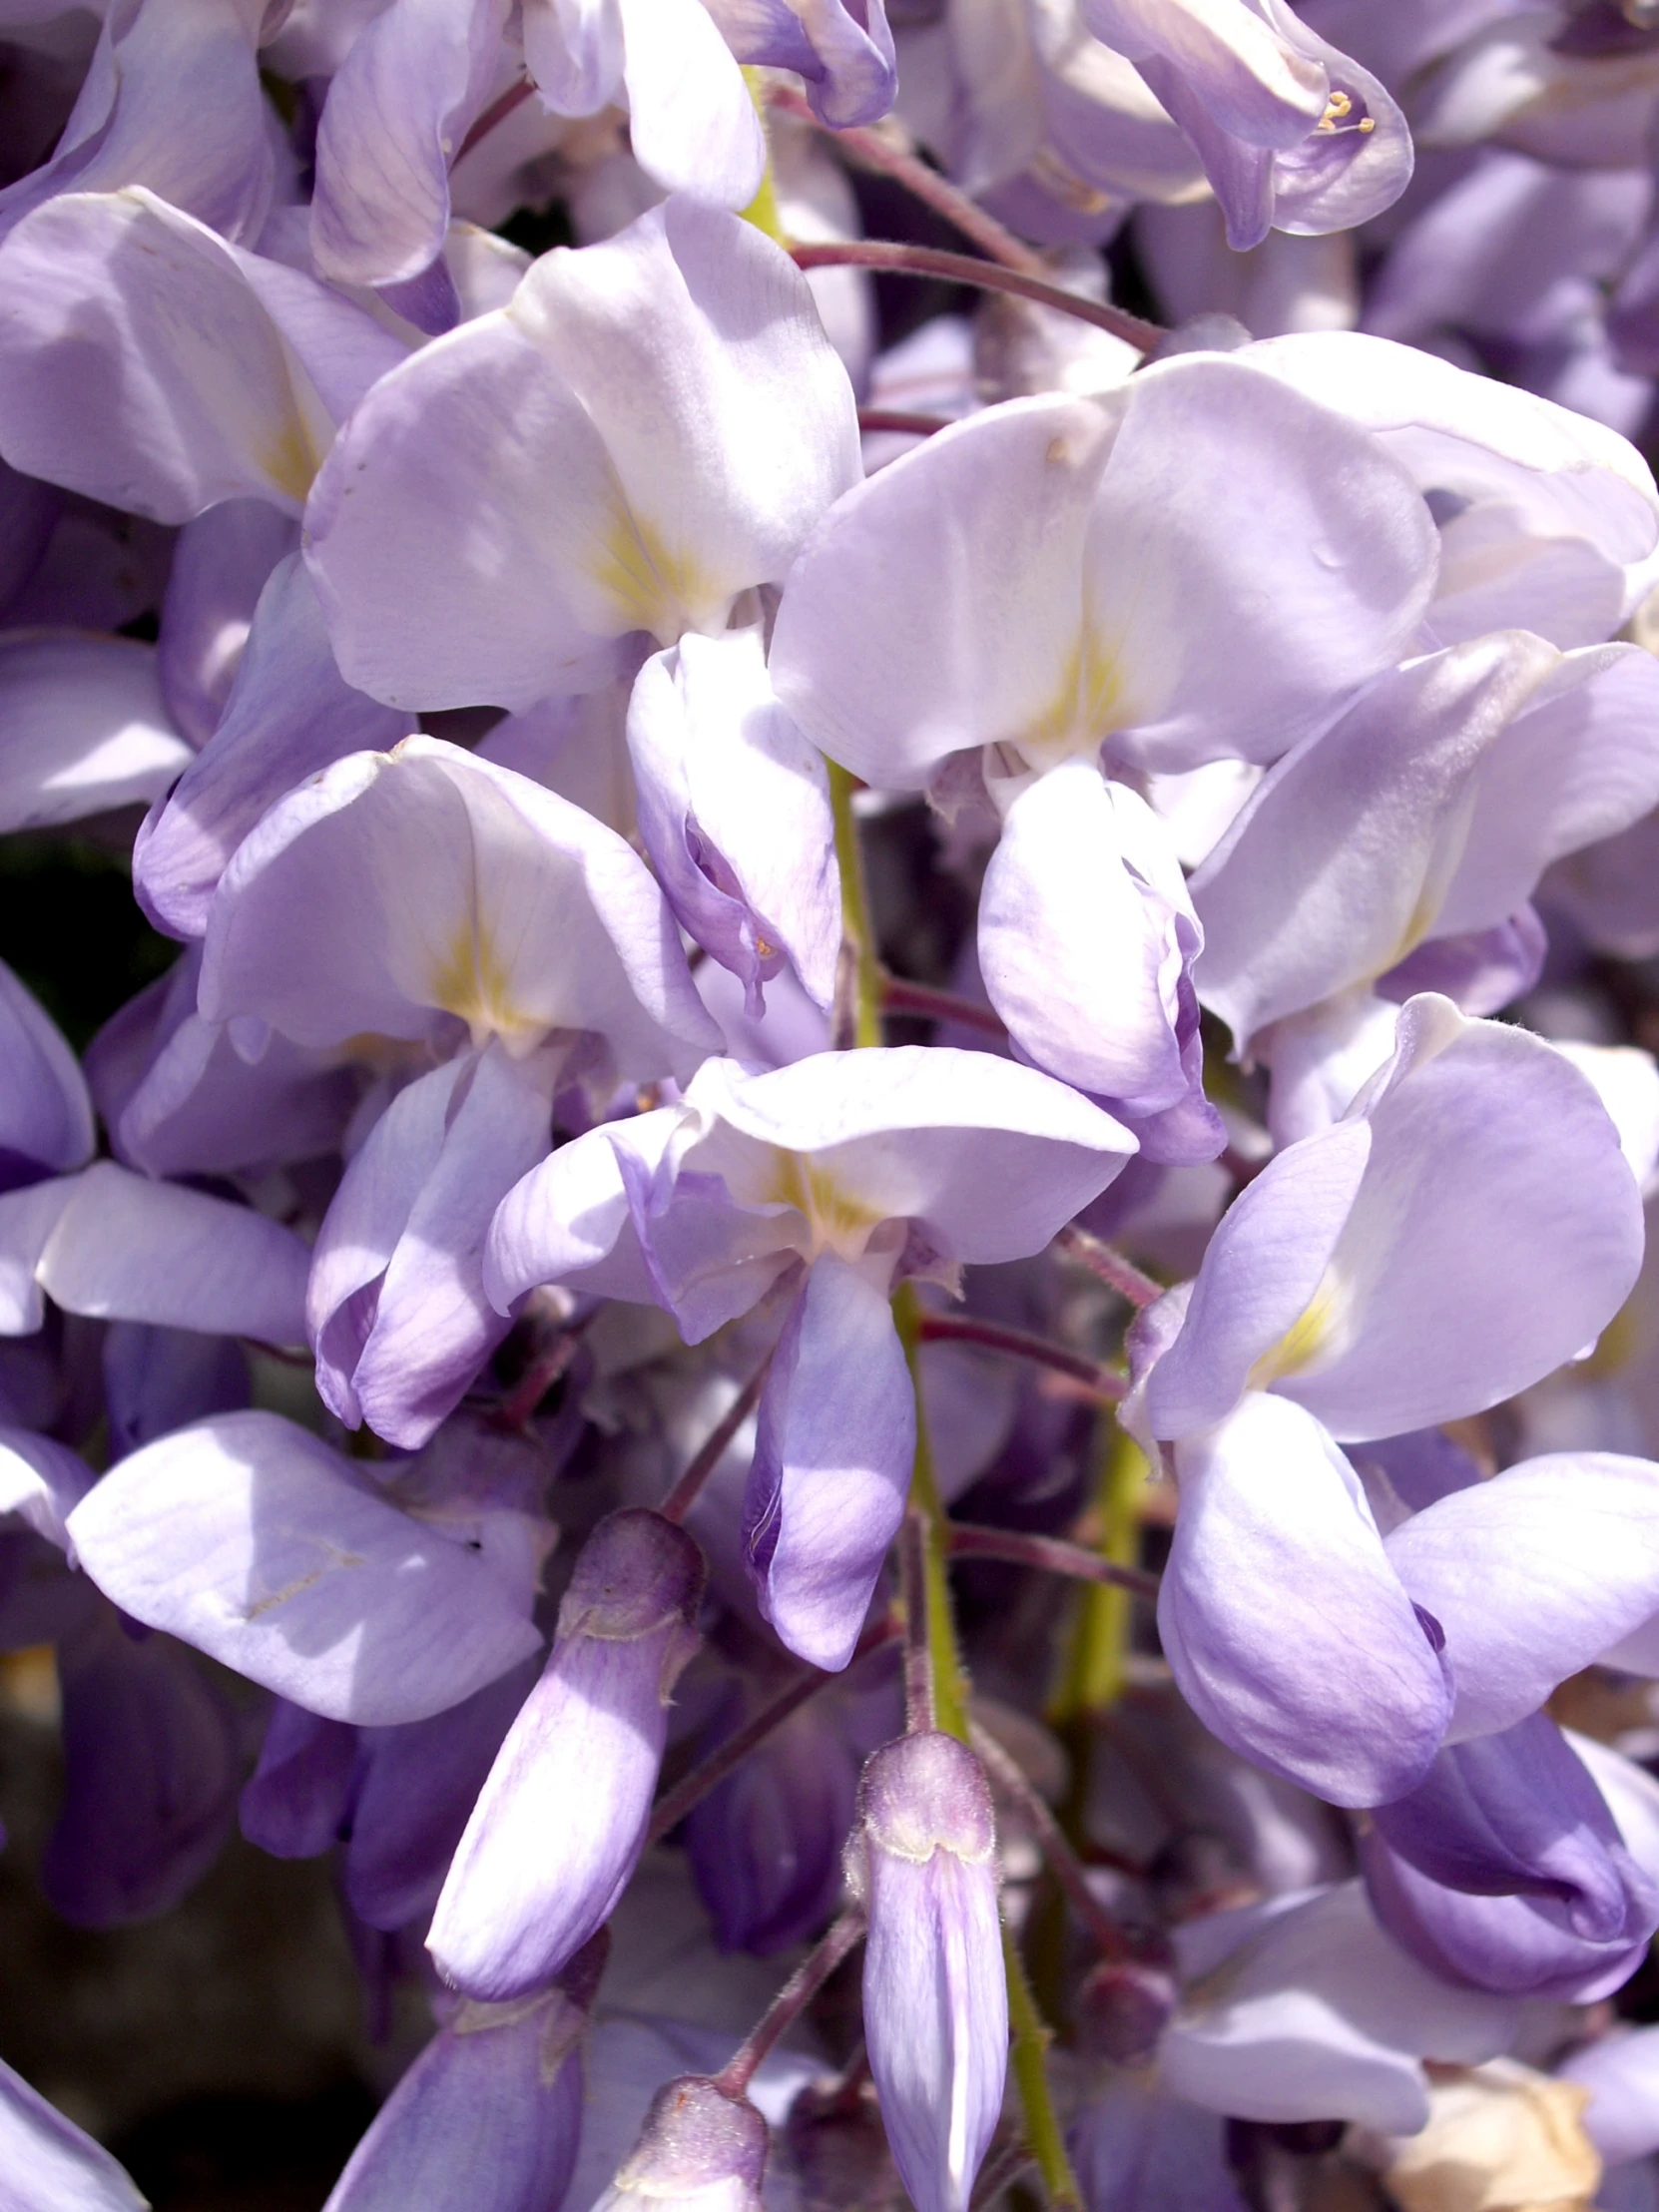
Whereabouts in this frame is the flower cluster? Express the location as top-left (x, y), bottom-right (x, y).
top-left (8, 4), bottom-right (1659, 2211)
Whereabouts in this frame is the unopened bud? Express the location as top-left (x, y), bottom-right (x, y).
top-left (326, 1936), bottom-right (606, 2210)
top-left (851, 1733), bottom-right (1007, 2212)
top-left (429, 1511), bottom-right (705, 2001)
top-left (1075, 1954), bottom-right (1178, 2067)
top-left (595, 2076), bottom-right (769, 2212)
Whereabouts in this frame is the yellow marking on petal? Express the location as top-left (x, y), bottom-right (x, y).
top-left (1247, 1275), bottom-right (1341, 1391)
top-left (1017, 629), bottom-right (1127, 771)
top-left (766, 1149), bottom-right (882, 1263)
top-left (429, 916), bottom-right (544, 1054)
top-left (244, 1544), bottom-right (367, 1622)
top-left (260, 409), bottom-right (326, 504)
top-left (739, 68), bottom-right (788, 244)
top-left (591, 501), bottom-right (714, 644)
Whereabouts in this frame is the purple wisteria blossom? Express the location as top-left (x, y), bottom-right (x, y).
top-left (3, 11), bottom-right (1659, 2212)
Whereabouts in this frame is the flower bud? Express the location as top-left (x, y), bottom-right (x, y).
top-left (1074, 1954), bottom-right (1179, 2068)
top-left (849, 1732), bottom-right (1007, 2212)
top-left (592, 2075), bottom-right (769, 2212)
top-left (428, 1509), bottom-right (705, 2001)
top-left (324, 1934), bottom-right (608, 2212)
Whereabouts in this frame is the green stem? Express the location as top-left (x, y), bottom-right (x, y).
top-left (1051, 1418), bottom-right (1149, 1723)
top-left (1003, 1929), bottom-right (1083, 2208)
top-left (828, 761), bottom-right (882, 1049)
top-left (892, 1282), bottom-right (969, 1745)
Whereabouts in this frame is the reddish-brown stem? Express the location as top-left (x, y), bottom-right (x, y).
top-left (970, 1721), bottom-right (1127, 1960)
top-left (856, 407), bottom-right (954, 437)
top-left (493, 1328), bottom-right (581, 1431)
top-left (769, 83), bottom-right (1045, 275)
top-left (915, 1312), bottom-right (1126, 1402)
top-left (1052, 1224), bottom-right (1163, 1310)
top-left (713, 1906), bottom-right (867, 2098)
top-left (880, 972), bottom-right (1007, 1038)
top-left (659, 1356), bottom-right (773, 1524)
top-left (899, 1512), bottom-right (934, 1732)
top-left (454, 77), bottom-right (535, 168)
top-left (947, 1522), bottom-right (1158, 1600)
top-left (789, 240), bottom-right (1165, 353)
top-left (646, 1615), bottom-right (901, 1846)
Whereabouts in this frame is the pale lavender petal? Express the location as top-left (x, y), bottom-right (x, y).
top-left (307, 200), bottom-right (857, 712)
top-left (1434, 643), bottom-right (1659, 938)
top-left (1560, 2028), bottom-right (1659, 2169)
top-left (1243, 330), bottom-right (1659, 570)
top-left (429, 1509), bottom-right (704, 1999)
top-left (1143, 1119), bottom-right (1372, 1439)
top-left (136, 554), bottom-right (414, 938)
top-left (0, 1427), bottom-right (94, 1556)
top-left (1159, 1392), bottom-right (1452, 1807)
top-left (1362, 1831), bottom-right (1656, 2004)
top-left (744, 1254), bottom-right (913, 1671)
top-left (0, 956), bottom-right (94, 1183)
top-left (0, 1175), bottom-right (78, 1336)
top-left (66, 1410), bottom-right (543, 1725)
top-left (772, 357), bottom-right (1435, 790)
top-left (616, 0), bottom-right (766, 209)
top-left (704, 0), bottom-right (896, 128)
top-left (0, 0), bottom-right (275, 247)
top-left (1274, 1001), bottom-right (1645, 1440)
top-left (627, 629), bottom-right (840, 1015)
top-left (0, 2056), bottom-right (147, 2211)
top-left (1191, 634), bottom-right (1562, 1049)
top-left (1134, 55), bottom-right (1276, 251)
top-left (311, 0), bottom-right (513, 290)
top-left (200, 739), bottom-right (719, 1080)
top-left (1078, 353), bottom-right (1439, 774)
top-left (1371, 1714), bottom-right (1647, 1934)
top-left (0, 632), bottom-right (191, 833)
top-left (157, 497), bottom-right (298, 748)
top-left (1082, 0), bottom-right (1327, 147)
top-left (980, 763), bottom-right (1197, 1109)
top-left (0, 189), bottom-right (336, 519)
top-left (113, 1001), bottom-right (360, 1182)
top-left (1384, 1453), bottom-right (1659, 1742)
top-left (1161, 1883), bottom-right (1521, 2135)
top-left (686, 1045), bottom-right (1138, 1264)
top-left (34, 1162), bottom-right (309, 1347)
top-left (482, 1105), bottom-right (687, 1316)
top-left (310, 1044), bottom-right (559, 1447)
top-left (1377, 908), bottom-right (1547, 1019)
